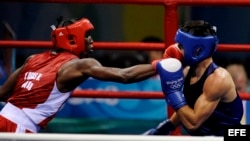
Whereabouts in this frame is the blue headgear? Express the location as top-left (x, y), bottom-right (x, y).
top-left (175, 29), bottom-right (219, 66)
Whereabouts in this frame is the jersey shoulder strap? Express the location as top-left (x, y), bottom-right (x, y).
top-left (207, 62), bottom-right (218, 76)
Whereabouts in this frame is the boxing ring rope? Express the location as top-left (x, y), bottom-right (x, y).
top-left (0, 0), bottom-right (250, 139)
top-left (0, 41), bottom-right (164, 50)
top-left (0, 133), bottom-right (223, 141)
top-left (72, 90), bottom-right (250, 100)
top-left (2, 41), bottom-right (250, 52)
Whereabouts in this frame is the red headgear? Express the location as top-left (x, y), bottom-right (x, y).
top-left (51, 18), bottom-right (94, 57)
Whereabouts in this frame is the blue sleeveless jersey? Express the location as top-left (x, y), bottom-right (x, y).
top-left (183, 63), bottom-right (243, 136)
top-left (0, 60), bottom-right (7, 85)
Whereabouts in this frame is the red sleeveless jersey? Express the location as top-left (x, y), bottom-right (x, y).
top-left (7, 51), bottom-right (77, 128)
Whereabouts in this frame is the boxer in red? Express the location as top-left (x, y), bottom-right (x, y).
top-left (0, 17), bottom-right (182, 133)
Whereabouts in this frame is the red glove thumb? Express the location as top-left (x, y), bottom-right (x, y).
top-left (163, 44), bottom-right (183, 61)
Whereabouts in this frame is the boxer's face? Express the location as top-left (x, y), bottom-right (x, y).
top-left (176, 43), bottom-right (184, 56)
top-left (81, 32), bottom-right (93, 58)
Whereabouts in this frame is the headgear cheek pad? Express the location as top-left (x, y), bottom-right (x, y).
top-left (51, 18), bottom-right (94, 57)
top-left (175, 29), bottom-right (219, 66)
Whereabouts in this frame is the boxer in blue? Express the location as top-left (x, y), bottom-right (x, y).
top-left (145, 20), bottom-right (243, 136)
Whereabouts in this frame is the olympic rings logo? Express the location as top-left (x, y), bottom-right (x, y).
top-left (169, 82), bottom-right (182, 89)
top-left (166, 77), bottom-right (183, 90)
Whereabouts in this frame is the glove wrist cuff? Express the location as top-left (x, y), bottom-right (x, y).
top-left (165, 92), bottom-right (187, 111)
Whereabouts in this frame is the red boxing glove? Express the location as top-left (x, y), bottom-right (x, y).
top-left (152, 44), bottom-right (183, 70)
top-left (163, 43), bottom-right (183, 61)
top-left (151, 59), bottom-right (161, 70)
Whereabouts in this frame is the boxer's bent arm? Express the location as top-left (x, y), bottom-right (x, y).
top-left (176, 68), bottom-right (231, 131)
top-left (0, 66), bottom-right (23, 101)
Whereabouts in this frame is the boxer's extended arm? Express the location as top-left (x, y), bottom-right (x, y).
top-left (62, 58), bottom-right (156, 84)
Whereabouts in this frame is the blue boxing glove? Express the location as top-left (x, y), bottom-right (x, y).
top-left (143, 119), bottom-right (175, 135)
top-left (156, 58), bottom-right (186, 111)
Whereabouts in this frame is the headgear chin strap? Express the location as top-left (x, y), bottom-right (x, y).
top-left (175, 29), bottom-right (219, 66)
